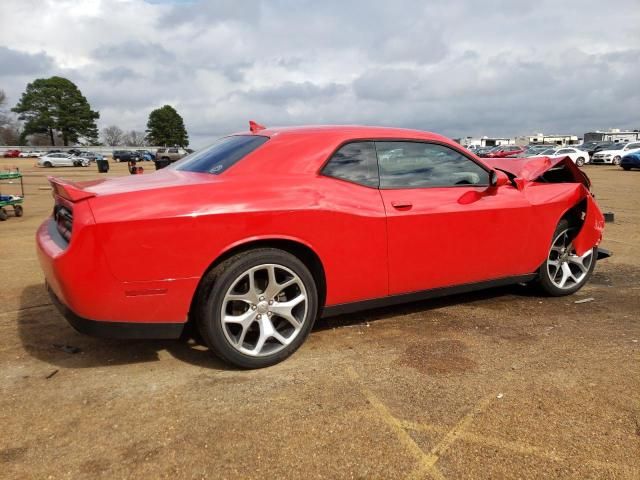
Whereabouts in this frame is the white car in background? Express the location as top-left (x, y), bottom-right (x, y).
top-left (545, 147), bottom-right (590, 167)
top-left (38, 153), bottom-right (89, 168)
top-left (591, 142), bottom-right (640, 165)
top-left (19, 150), bottom-right (45, 158)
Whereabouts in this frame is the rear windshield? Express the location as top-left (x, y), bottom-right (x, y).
top-left (173, 135), bottom-right (269, 174)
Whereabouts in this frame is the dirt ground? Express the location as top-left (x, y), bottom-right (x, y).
top-left (1, 158), bottom-right (639, 479)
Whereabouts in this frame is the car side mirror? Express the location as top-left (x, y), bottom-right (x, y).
top-left (489, 170), bottom-right (510, 187)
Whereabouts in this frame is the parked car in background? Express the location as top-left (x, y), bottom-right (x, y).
top-left (136, 150), bottom-right (156, 161)
top-left (620, 151), bottom-right (640, 171)
top-left (37, 124), bottom-right (607, 369)
top-left (545, 147), bottom-right (589, 166)
top-left (38, 153), bottom-right (89, 168)
top-left (3, 149), bottom-right (21, 158)
top-left (156, 147), bottom-right (188, 162)
top-left (591, 142), bottom-right (640, 165)
top-left (485, 145), bottom-right (525, 158)
top-left (76, 152), bottom-right (104, 163)
top-left (474, 146), bottom-right (495, 157)
top-left (580, 141), bottom-right (614, 159)
top-left (112, 150), bottom-right (141, 162)
top-left (19, 150), bottom-right (45, 158)
top-left (67, 149), bottom-right (83, 156)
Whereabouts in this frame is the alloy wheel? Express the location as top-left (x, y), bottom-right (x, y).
top-left (546, 229), bottom-right (593, 290)
top-left (220, 263), bottom-right (308, 357)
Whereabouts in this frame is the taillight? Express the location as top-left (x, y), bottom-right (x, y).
top-left (53, 204), bottom-right (73, 242)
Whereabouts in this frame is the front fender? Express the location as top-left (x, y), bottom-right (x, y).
top-left (573, 193), bottom-right (605, 256)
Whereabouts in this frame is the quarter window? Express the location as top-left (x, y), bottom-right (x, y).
top-left (376, 141), bottom-right (490, 189)
top-left (322, 141), bottom-right (379, 187)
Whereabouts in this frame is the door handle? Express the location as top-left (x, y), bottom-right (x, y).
top-left (391, 201), bottom-right (413, 210)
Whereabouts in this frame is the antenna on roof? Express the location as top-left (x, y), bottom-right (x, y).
top-left (249, 121), bottom-right (266, 133)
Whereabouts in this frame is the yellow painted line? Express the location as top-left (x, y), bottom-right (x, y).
top-left (402, 420), bottom-right (640, 476)
top-left (346, 367), bottom-right (444, 480)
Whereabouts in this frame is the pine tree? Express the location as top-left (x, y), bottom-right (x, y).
top-left (145, 105), bottom-right (189, 147)
top-left (12, 76), bottom-right (99, 145)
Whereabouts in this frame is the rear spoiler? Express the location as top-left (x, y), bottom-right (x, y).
top-left (48, 177), bottom-right (97, 202)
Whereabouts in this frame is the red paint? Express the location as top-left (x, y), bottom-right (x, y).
top-left (36, 126), bottom-right (605, 326)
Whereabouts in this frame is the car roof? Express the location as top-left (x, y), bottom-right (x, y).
top-left (236, 124), bottom-right (451, 143)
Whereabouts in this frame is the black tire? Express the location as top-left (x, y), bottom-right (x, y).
top-left (14, 205), bottom-right (23, 217)
top-left (613, 156), bottom-right (621, 165)
top-left (44, 161), bottom-right (53, 168)
top-left (537, 219), bottom-right (596, 296)
top-left (622, 166), bottom-right (631, 171)
top-left (0, 209), bottom-right (7, 221)
top-left (195, 248), bottom-right (319, 369)
top-left (162, 156), bottom-right (170, 162)
top-left (576, 157), bottom-right (585, 167)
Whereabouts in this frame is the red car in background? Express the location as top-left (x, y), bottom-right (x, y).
top-left (3, 149), bottom-right (21, 158)
top-left (37, 124), bottom-right (607, 368)
top-left (485, 145), bottom-right (525, 158)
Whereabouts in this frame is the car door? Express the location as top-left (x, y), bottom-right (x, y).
top-left (377, 141), bottom-right (534, 295)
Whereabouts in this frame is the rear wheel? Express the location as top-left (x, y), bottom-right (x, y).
top-left (196, 248), bottom-right (319, 369)
top-left (622, 166), bottom-right (631, 171)
top-left (14, 205), bottom-right (23, 217)
top-left (537, 219), bottom-right (596, 296)
top-left (613, 156), bottom-right (621, 165)
top-left (0, 209), bottom-right (7, 221)
top-left (44, 161), bottom-right (52, 168)
top-left (576, 157), bottom-right (585, 167)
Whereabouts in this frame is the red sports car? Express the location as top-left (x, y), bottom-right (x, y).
top-left (37, 124), bottom-right (608, 368)
top-left (3, 149), bottom-right (21, 158)
top-left (485, 145), bottom-right (525, 158)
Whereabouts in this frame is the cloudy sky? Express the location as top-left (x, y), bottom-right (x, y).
top-left (1, 0), bottom-right (639, 147)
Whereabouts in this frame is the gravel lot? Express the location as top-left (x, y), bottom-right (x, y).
top-left (1, 159), bottom-right (639, 479)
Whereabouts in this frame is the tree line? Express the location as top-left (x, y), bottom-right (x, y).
top-left (0, 76), bottom-right (189, 147)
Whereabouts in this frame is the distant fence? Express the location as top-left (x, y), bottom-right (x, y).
top-left (0, 146), bottom-right (166, 156)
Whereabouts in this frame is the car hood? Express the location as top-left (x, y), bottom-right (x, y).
top-left (483, 156), bottom-right (590, 187)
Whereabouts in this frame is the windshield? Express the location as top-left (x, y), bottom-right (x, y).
top-left (173, 135), bottom-right (269, 174)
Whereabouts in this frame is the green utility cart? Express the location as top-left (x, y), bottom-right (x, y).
top-left (0, 169), bottom-right (24, 221)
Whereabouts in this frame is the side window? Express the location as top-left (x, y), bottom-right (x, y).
top-left (628, 143), bottom-right (640, 149)
top-left (322, 142), bottom-right (379, 187)
top-left (376, 141), bottom-right (490, 189)
top-left (557, 149), bottom-right (571, 154)
top-left (168, 148), bottom-right (178, 153)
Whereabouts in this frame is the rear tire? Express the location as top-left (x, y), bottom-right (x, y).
top-left (44, 161), bottom-right (52, 168)
top-left (576, 157), bottom-right (585, 167)
top-left (537, 219), bottom-right (596, 296)
top-left (195, 248), bottom-right (319, 369)
top-left (0, 209), bottom-right (7, 221)
top-left (622, 166), bottom-right (631, 171)
top-left (14, 205), bottom-right (23, 217)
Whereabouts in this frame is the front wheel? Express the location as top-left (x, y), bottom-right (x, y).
top-left (196, 248), bottom-right (319, 369)
top-left (622, 166), bottom-right (631, 171)
top-left (43, 161), bottom-right (53, 168)
top-left (613, 156), bottom-right (621, 165)
top-left (537, 219), bottom-right (596, 296)
top-left (576, 157), bottom-right (585, 167)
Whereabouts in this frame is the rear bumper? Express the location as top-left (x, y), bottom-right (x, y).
top-left (36, 217), bottom-right (196, 329)
top-left (47, 285), bottom-right (184, 339)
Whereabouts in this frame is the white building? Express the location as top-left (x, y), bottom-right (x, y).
top-left (459, 136), bottom-right (514, 148)
top-left (583, 129), bottom-right (640, 143)
top-left (515, 133), bottom-right (579, 146)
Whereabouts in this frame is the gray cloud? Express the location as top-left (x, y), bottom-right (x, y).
top-left (0, 0), bottom-right (639, 147)
top-left (0, 47), bottom-right (54, 76)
